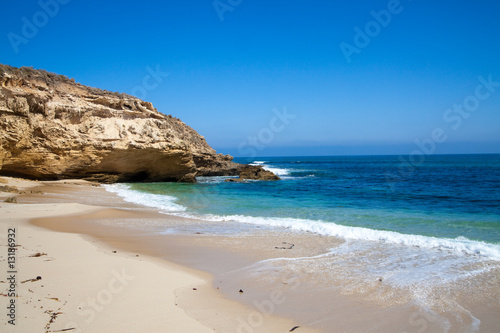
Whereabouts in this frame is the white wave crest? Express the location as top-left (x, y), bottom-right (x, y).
top-left (176, 213), bottom-right (500, 261)
top-left (104, 185), bottom-right (500, 261)
top-left (263, 166), bottom-right (291, 176)
top-left (250, 162), bottom-right (291, 176)
top-left (104, 184), bottom-right (186, 212)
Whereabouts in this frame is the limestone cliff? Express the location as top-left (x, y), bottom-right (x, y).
top-left (0, 64), bottom-right (240, 183)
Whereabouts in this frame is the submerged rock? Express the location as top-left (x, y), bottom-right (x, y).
top-left (0, 64), bottom-right (240, 182)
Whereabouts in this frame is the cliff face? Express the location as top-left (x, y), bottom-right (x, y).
top-left (0, 65), bottom-right (239, 183)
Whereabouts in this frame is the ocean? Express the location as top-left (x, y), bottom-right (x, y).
top-left (106, 154), bottom-right (500, 253)
top-left (104, 154), bottom-right (500, 329)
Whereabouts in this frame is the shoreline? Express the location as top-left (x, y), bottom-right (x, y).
top-left (1, 177), bottom-right (319, 333)
top-left (2, 176), bottom-right (500, 332)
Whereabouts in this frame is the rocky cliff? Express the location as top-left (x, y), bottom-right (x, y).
top-left (0, 64), bottom-right (240, 183)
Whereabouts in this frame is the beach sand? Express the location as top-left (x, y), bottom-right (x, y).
top-left (1, 177), bottom-right (499, 332)
top-left (0, 177), bottom-right (319, 333)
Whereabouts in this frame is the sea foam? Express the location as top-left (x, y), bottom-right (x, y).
top-left (104, 184), bottom-right (500, 261)
top-left (250, 161), bottom-right (291, 176)
top-left (184, 214), bottom-right (500, 261)
top-left (104, 184), bottom-right (187, 212)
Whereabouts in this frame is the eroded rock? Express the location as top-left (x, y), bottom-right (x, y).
top-left (0, 65), bottom-right (240, 182)
top-left (238, 165), bottom-right (281, 181)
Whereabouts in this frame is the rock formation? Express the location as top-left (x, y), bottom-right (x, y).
top-left (225, 165), bottom-right (281, 182)
top-left (0, 64), bottom-right (244, 183)
top-left (239, 165), bottom-right (281, 180)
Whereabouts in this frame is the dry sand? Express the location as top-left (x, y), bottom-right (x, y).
top-left (2, 177), bottom-right (498, 333)
top-left (0, 177), bottom-right (319, 333)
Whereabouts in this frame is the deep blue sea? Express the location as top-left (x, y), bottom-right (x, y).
top-left (106, 154), bottom-right (500, 260)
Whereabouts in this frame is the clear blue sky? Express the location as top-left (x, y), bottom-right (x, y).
top-left (1, 0), bottom-right (499, 157)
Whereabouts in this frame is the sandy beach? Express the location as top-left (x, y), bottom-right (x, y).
top-left (2, 0), bottom-right (500, 331)
top-left (2, 177), bottom-right (499, 333)
top-left (0, 177), bottom-right (320, 333)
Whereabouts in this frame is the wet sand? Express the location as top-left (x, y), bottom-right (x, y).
top-left (1, 178), bottom-right (318, 333)
top-left (2, 177), bottom-right (499, 332)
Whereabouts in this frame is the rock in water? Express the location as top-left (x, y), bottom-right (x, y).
top-left (238, 165), bottom-right (281, 180)
top-left (0, 65), bottom-right (240, 182)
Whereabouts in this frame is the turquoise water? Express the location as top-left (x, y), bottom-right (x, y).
top-left (104, 154), bottom-right (500, 326)
top-left (106, 154), bottom-right (500, 259)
